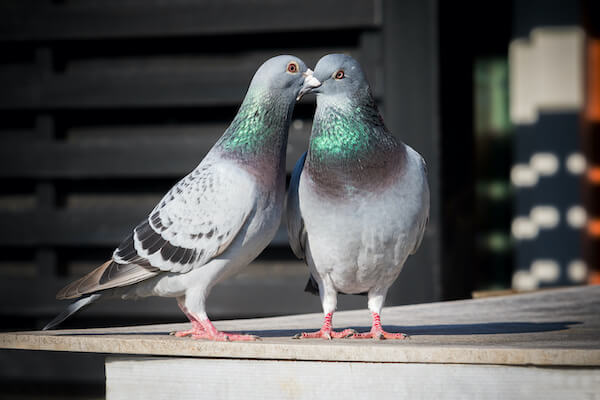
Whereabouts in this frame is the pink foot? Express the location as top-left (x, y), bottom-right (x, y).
top-left (189, 319), bottom-right (259, 342)
top-left (293, 328), bottom-right (356, 339)
top-left (292, 312), bottom-right (357, 340)
top-left (191, 330), bottom-right (259, 342)
top-left (352, 329), bottom-right (409, 339)
top-left (174, 299), bottom-right (260, 341)
top-left (171, 321), bottom-right (204, 338)
top-left (351, 312), bottom-right (409, 340)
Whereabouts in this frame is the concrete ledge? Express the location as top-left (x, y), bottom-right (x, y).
top-left (1, 286), bottom-right (599, 367)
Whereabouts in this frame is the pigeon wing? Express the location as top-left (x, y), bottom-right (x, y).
top-left (410, 154), bottom-right (429, 255)
top-left (57, 159), bottom-right (256, 299)
top-left (115, 159), bottom-right (256, 273)
top-left (286, 152), bottom-right (307, 260)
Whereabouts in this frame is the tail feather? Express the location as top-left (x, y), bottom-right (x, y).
top-left (43, 294), bottom-right (102, 331)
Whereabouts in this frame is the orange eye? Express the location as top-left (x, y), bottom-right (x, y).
top-left (334, 70), bottom-right (345, 80)
top-left (287, 62), bottom-right (299, 74)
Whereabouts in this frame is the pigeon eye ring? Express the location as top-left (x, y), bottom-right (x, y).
top-left (287, 62), bottom-right (299, 74)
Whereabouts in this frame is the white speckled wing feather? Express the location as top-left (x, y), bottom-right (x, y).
top-left (113, 157), bottom-right (256, 274)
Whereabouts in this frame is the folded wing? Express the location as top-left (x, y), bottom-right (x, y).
top-left (57, 159), bottom-right (256, 299)
top-left (286, 152), bottom-right (307, 260)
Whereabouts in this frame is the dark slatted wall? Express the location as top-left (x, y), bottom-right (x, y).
top-left (0, 1), bottom-right (443, 396)
top-left (0, 0), bottom-right (389, 329)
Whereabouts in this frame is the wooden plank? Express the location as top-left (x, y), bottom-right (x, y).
top-left (0, 261), bottom-right (353, 320)
top-left (0, 64), bottom-right (41, 109)
top-left (35, 248), bottom-right (56, 278)
top-left (382, 0), bottom-right (442, 305)
top-left (105, 357), bottom-right (600, 400)
top-left (0, 46), bottom-right (370, 109)
top-left (0, 65), bottom-right (255, 109)
top-left (0, 208), bottom-right (292, 247)
top-left (0, 123), bottom-right (311, 178)
top-left (61, 48), bottom-right (353, 77)
top-left (1, 286), bottom-right (599, 366)
top-left (0, 207), bottom-right (152, 246)
top-left (358, 31), bottom-right (384, 99)
top-left (0, 0), bottom-right (380, 41)
top-left (0, 74), bottom-right (322, 109)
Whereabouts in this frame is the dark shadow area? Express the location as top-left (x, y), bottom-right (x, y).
top-left (391, 321), bottom-right (581, 336)
top-left (0, 382), bottom-right (104, 400)
top-left (53, 320), bottom-right (581, 338)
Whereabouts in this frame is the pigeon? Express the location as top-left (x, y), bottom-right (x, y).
top-left (44, 55), bottom-right (313, 341)
top-left (287, 54), bottom-right (429, 339)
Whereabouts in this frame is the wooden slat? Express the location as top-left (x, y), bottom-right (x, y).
top-left (0, 262), bottom-right (364, 319)
top-left (0, 46), bottom-right (368, 109)
top-left (358, 30), bottom-right (384, 99)
top-left (382, 0), bottom-right (442, 304)
top-left (0, 123), bottom-right (311, 178)
top-left (0, 0), bottom-right (380, 41)
top-left (0, 64), bottom-right (40, 109)
top-left (0, 208), bottom-right (292, 247)
top-left (0, 65), bottom-right (259, 109)
top-left (0, 208), bottom-right (148, 247)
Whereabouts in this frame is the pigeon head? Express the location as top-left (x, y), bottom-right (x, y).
top-left (216, 55), bottom-right (313, 166)
top-left (249, 55), bottom-right (312, 99)
top-left (297, 54), bottom-right (370, 100)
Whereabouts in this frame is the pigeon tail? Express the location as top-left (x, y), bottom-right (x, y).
top-left (304, 275), bottom-right (320, 295)
top-left (42, 293), bottom-right (102, 331)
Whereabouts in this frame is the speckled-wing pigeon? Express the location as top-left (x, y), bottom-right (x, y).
top-left (287, 54), bottom-right (430, 339)
top-left (44, 55), bottom-right (312, 341)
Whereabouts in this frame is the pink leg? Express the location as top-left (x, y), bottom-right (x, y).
top-left (190, 319), bottom-right (259, 342)
top-left (172, 320), bottom-right (204, 337)
top-left (171, 299), bottom-right (206, 337)
top-left (172, 298), bottom-right (259, 341)
top-left (351, 312), bottom-right (409, 340)
top-left (293, 312), bottom-right (357, 339)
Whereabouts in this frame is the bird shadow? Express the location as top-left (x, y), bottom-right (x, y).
top-left (52, 321), bottom-right (580, 338)
top-left (232, 321), bottom-right (581, 338)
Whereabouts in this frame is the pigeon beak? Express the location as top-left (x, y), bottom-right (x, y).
top-left (297, 69), bottom-right (322, 101)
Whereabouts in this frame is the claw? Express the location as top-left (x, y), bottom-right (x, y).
top-left (174, 299), bottom-right (260, 341)
top-left (292, 330), bottom-right (331, 339)
top-left (350, 312), bottom-right (409, 340)
top-left (172, 319), bottom-right (260, 341)
top-left (344, 329), bottom-right (358, 338)
top-left (292, 312), bottom-right (356, 339)
top-left (352, 330), bottom-right (409, 340)
top-left (293, 328), bottom-right (355, 340)
top-left (172, 321), bottom-right (205, 338)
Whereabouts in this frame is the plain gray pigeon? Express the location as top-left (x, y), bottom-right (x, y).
top-left (44, 55), bottom-right (313, 341)
top-left (287, 54), bottom-right (429, 339)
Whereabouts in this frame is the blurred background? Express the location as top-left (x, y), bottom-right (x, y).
top-left (0, 0), bottom-right (598, 398)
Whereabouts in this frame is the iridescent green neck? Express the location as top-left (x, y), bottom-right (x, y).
top-left (306, 94), bottom-right (403, 197)
top-left (217, 88), bottom-right (291, 161)
top-left (308, 95), bottom-right (392, 164)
